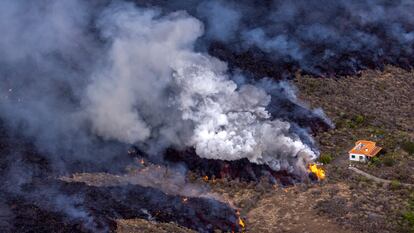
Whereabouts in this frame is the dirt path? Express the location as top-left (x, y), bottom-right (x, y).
top-left (348, 166), bottom-right (414, 188)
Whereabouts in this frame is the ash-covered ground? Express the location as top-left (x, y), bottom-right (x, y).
top-left (1, 1), bottom-right (414, 233)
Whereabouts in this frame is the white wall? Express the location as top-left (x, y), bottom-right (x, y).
top-left (349, 153), bottom-right (366, 162)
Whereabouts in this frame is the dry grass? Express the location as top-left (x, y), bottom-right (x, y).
top-left (116, 219), bottom-right (195, 233)
top-left (292, 66), bottom-right (414, 232)
top-left (294, 66), bottom-right (414, 134)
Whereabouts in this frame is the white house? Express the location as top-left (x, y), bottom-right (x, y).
top-left (348, 140), bottom-right (382, 162)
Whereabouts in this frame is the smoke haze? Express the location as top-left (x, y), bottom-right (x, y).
top-left (3, 0), bottom-right (411, 177)
top-left (0, 0), bottom-right (324, 174)
top-left (140, 0), bottom-right (414, 76)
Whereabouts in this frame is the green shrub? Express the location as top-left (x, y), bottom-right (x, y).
top-left (345, 119), bottom-right (357, 129)
top-left (370, 156), bottom-right (381, 167)
top-left (390, 180), bottom-right (401, 190)
top-left (318, 154), bottom-right (333, 164)
top-left (353, 114), bottom-right (365, 124)
top-left (403, 211), bottom-right (414, 232)
top-left (402, 194), bottom-right (414, 232)
top-left (402, 141), bottom-right (414, 155)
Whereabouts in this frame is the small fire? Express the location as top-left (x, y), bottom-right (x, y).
top-left (182, 197), bottom-right (188, 203)
top-left (239, 217), bottom-right (245, 229)
top-left (236, 210), bottom-right (245, 231)
top-left (202, 175), bottom-right (209, 182)
top-left (201, 175), bottom-right (217, 183)
top-left (140, 159), bottom-right (145, 165)
top-left (308, 163), bottom-right (326, 180)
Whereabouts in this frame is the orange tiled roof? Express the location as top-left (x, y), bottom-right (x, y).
top-left (348, 140), bottom-right (382, 157)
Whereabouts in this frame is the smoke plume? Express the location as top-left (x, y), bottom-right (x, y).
top-left (83, 2), bottom-right (319, 173)
top-left (0, 0), bottom-right (323, 175)
top-left (0, 3), bottom-right (324, 229)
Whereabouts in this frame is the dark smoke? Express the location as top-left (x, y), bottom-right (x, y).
top-left (136, 0), bottom-right (414, 77)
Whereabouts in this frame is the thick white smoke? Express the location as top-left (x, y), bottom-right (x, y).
top-left (84, 3), bottom-right (317, 172)
top-left (173, 61), bottom-right (316, 171)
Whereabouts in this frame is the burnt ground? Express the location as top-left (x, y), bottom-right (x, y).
top-left (1, 66), bottom-right (413, 233)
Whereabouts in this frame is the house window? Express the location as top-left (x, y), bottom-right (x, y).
top-left (359, 156), bottom-right (364, 160)
top-left (351, 155), bottom-right (355, 159)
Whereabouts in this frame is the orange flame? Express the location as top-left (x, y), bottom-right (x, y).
top-left (308, 164), bottom-right (325, 180)
top-left (239, 217), bottom-right (245, 229)
top-left (236, 210), bottom-right (245, 231)
top-left (202, 175), bottom-right (209, 182)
